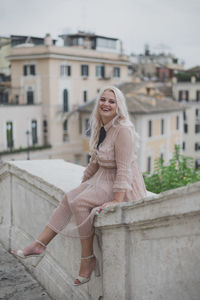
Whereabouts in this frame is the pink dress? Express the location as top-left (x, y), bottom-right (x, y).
top-left (47, 120), bottom-right (147, 239)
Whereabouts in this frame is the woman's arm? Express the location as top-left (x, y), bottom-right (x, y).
top-left (81, 152), bottom-right (99, 183)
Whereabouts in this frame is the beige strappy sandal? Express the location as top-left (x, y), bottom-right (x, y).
top-left (73, 254), bottom-right (100, 286)
top-left (11, 239), bottom-right (46, 267)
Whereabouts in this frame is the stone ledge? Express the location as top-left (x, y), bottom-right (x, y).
top-left (95, 181), bottom-right (200, 229)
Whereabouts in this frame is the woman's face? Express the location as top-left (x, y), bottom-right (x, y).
top-left (98, 90), bottom-right (117, 124)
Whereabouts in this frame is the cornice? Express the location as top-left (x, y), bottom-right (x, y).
top-left (8, 53), bottom-right (130, 65)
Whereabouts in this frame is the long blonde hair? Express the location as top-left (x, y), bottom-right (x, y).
top-left (89, 86), bottom-right (140, 155)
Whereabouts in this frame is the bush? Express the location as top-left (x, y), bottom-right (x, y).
top-left (0, 144), bottom-right (52, 156)
top-left (143, 144), bottom-right (200, 194)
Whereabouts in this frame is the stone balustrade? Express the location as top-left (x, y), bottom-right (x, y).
top-left (0, 160), bottom-right (200, 300)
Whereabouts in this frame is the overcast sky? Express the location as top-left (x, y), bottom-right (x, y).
top-left (1, 0), bottom-right (199, 68)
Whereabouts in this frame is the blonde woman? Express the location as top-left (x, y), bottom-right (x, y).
top-left (12, 86), bottom-right (147, 286)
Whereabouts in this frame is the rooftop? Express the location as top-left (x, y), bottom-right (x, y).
top-left (78, 82), bottom-right (185, 115)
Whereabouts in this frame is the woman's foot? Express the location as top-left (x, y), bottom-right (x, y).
top-left (12, 240), bottom-right (46, 257)
top-left (74, 256), bottom-right (97, 285)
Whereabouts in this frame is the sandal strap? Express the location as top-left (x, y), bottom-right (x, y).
top-left (81, 254), bottom-right (94, 260)
top-left (36, 239), bottom-right (46, 248)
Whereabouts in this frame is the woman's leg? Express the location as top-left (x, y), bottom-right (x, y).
top-left (74, 233), bottom-right (96, 284)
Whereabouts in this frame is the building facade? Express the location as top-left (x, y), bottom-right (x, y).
top-left (172, 76), bottom-right (200, 168)
top-left (1, 33), bottom-right (130, 163)
top-left (130, 45), bottom-right (184, 81)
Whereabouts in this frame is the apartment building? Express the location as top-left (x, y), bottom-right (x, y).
top-left (172, 76), bottom-right (200, 168)
top-left (0, 32), bottom-right (130, 162)
top-left (78, 82), bottom-right (185, 173)
top-left (130, 45), bottom-right (184, 81)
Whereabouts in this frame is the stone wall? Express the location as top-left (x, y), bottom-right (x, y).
top-left (0, 160), bottom-right (200, 300)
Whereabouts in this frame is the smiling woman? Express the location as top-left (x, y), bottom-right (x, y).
top-left (12, 85), bottom-right (147, 287)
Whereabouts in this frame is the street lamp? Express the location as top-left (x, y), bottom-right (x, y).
top-left (26, 130), bottom-right (30, 160)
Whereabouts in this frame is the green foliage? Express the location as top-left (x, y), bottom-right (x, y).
top-left (143, 144), bottom-right (200, 194)
top-left (0, 144), bottom-right (52, 156)
top-left (176, 72), bottom-right (193, 82)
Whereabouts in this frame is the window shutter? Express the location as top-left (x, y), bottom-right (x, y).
top-left (30, 65), bottom-right (35, 75)
top-left (102, 66), bottom-right (105, 78)
top-left (178, 91), bottom-right (182, 101)
top-left (24, 65), bottom-right (27, 76)
top-left (68, 66), bottom-right (71, 76)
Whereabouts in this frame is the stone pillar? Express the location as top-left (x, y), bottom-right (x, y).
top-left (101, 226), bottom-right (130, 300)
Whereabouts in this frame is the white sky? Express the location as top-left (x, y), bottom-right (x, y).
top-left (1, 0), bottom-right (200, 68)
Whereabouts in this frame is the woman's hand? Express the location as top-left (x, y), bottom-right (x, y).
top-left (96, 200), bottom-right (122, 215)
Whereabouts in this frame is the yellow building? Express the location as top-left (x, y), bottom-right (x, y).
top-left (172, 76), bottom-right (200, 168)
top-left (78, 82), bottom-right (185, 173)
top-left (0, 36), bottom-right (11, 76)
top-left (1, 33), bottom-right (130, 163)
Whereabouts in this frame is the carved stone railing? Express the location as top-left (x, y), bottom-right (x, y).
top-left (0, 160), bottom-right (200, 300)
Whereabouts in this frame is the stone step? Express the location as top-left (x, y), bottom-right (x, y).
top-left (0, 243), bottom-right (52, 300)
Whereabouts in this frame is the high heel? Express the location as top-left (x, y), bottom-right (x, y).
top-left (11, 239), bottom-right (46, 267)
top-left (73, 254), bottom-right (100, 286)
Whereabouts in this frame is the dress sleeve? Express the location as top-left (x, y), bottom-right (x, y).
top-left (81, 152), bottom-right (99, 183)
top-left (113, 126), bottom-right (134, 192)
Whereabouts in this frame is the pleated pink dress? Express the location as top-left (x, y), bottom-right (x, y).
top-left (47, 120), bottom-right (147, 239)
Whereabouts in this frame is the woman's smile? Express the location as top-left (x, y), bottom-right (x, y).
top-left (98, 90), bottom-right (117, 123)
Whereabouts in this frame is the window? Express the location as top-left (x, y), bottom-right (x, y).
top-left (87, 154), bottom-right (91, 164)
top-left (15, 95), bottom-right (19, 104)
top-left (84, 118), bottom-right (91, 137)
top-left (6, 121), bottom-right (14, 149)
top-left (31, 120), bottom-right (38, 145)
top-left (195, 124), bottom-right (200, 133)
top-left (27, 89), bottom-right (34, 104)
top-left (178, 90), bottom-right (189, 102)
top-left (97, 38), bottom-right (116, 49)
top-left (147, 156), bottom-right (151, 173)
top-left (81, 65), bottom-right (89, 77)
top-left (83, 90), bottom-right (87, 103)
top-left (196, 108), bottom-right (200, 120)
top-left (96, 65), bottom-right (105, 78)
top-left (63, 120), bottom-right (69, 142)
top-left (161, 119), bottom-right (164, 135)
top-left (23, 64), bottom-right (36, 76)
top-left (195, 142), bottom-right (200, 151)
top-left (113, 67), bottom-right (120, 78)
top-left (196, 90), bottom-right (200, 102)
top-left (74, 154), bottom-right (81, 165)
top-left (160, 153), bottom-right (164, 162)
top-left (176, 116), bottom-right (179, 130)
top-left (72, 37), bottom-right (83, 46)
top-left (43, 120), bottom-right (48, 145)
top-left (0, 91), bottom-right (9, 104)
top-left (183, 111), bottom-right (187, 121)
top-left (60, 65), bottom-right (71, 77)
top-left (63, 89), bottom-right (69, 112)
top-left (182, 141), bottom-right (185, 150)
top-left (195, 158), bottom-right (200, 169)
top-left (148, 120), bottom-right (152, 137)
top-left (184, 123), bottom-right (188, 133)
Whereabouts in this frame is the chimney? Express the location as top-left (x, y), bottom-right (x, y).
top-left (44, 33), bottom-right (52, 47)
